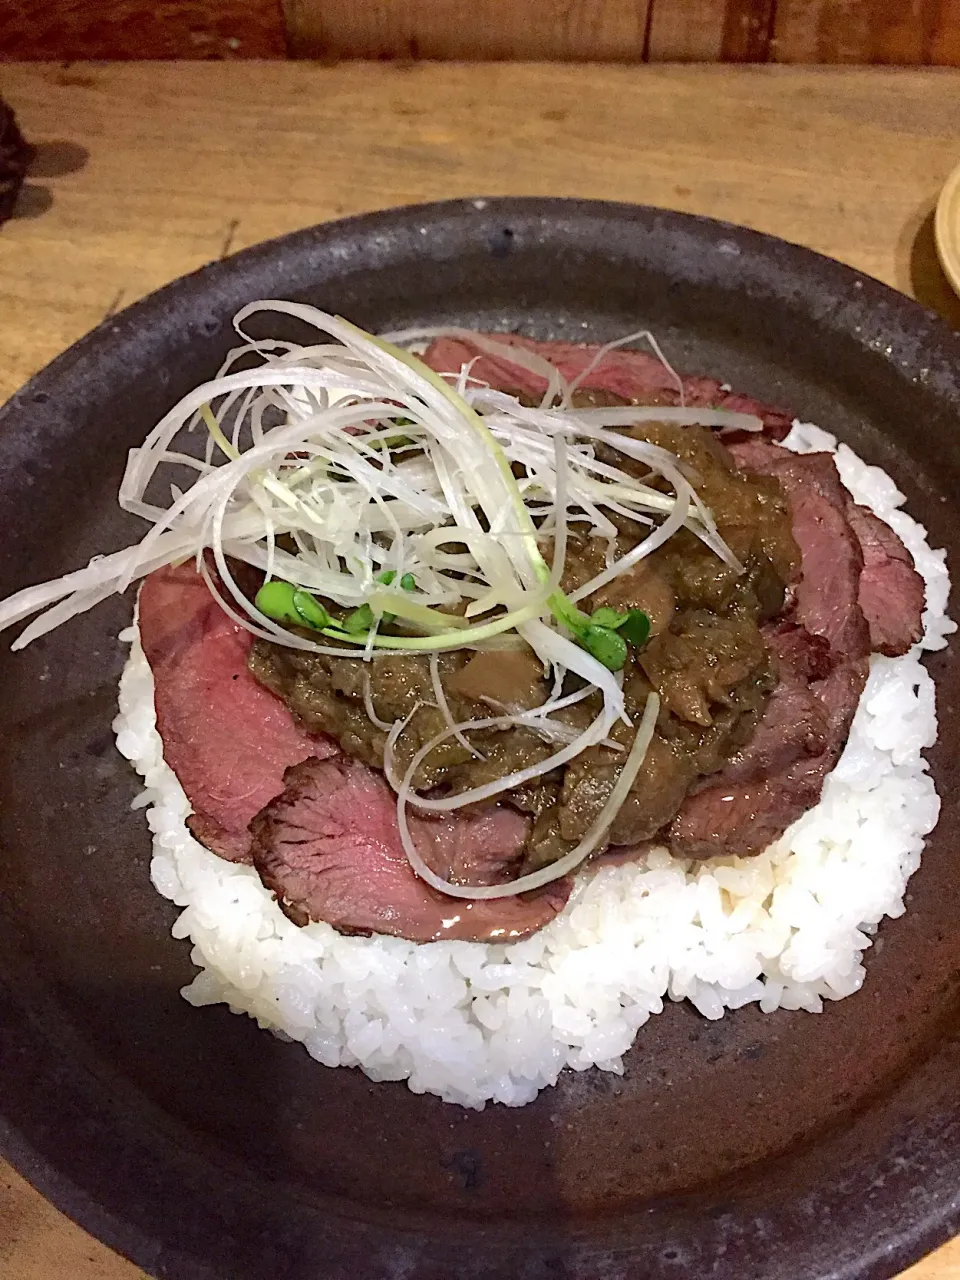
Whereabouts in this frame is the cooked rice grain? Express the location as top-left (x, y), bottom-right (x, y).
top-left (113, 422), bottom-right (953, 1108)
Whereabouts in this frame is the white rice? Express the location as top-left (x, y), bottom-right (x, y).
top-left (113, 422), bottom-right (954, 1109)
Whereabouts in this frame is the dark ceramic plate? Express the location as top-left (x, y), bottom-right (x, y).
top-left (1, 198), bottom-right (960, 1280)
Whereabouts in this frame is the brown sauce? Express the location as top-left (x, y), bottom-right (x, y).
top-left (249, 414), bottom-right (799, 871)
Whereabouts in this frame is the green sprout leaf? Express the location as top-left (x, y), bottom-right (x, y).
top-left (256, 580), bottom-right (332, 632)
top-left (620, 609), bottom-right (651, 647)
top-left (582, 625), bottom-right (628, 671)
top-left (292, 591), bottom-right (330, 630)
top-left (589, 606), bottom-right (626, 630)
top-left (343, 603), bottom-right (374, 634)
top-left (255, 580), bottom-right (303, 626)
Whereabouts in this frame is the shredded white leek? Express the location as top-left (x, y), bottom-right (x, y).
top-left (0, 305), bottom-right (753, 898)
top-left (394, 693), bottom-right (660, 899)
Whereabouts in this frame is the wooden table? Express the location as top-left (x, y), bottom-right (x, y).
top-left (0, 60), bottom-right (957, 1280)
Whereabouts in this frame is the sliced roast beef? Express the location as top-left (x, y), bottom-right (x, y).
top-left (421, 334), bottom-right (793, 440)
top-left (666, 658), bottom-right (867, 859)
top-left (730, 439), bottom-right (925, 658)
top-left (413, 798), bottom-right (532, 888)
top-left (138, 564), bottom-right (333, 863)
top-left (654, 439), bottom-right (923, 859)
top-left (763, 618), bottom-right (834, 682)
top-left (666, 619), bottom-right (831, 806)
top-left (730, 448), bottom-right (870, 661)
top-left (712, 670), bottom-right (828, 787)
top-left (844, 501), bottom-right (925, 655)
top-left (724, 437), bottom-right (786, 472)
top-left (250, 756), bottom-right (568, 943)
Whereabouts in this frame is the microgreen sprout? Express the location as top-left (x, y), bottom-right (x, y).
top-left (254, 580), bottom-right (303, 627)
top-left (292, 590), bottom-right (330, 630)
top-left (257, 575), bottom-right (651, 671)
top-left (343, 603), bottom-right (374, 634)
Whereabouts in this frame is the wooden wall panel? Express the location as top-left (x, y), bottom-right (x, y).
top-left (773, 0), bottom-right (960, 65)
top-left (930, 0), bottom-right (960, 61)
top-left (0, 0), bottom-right (959, 65)
top-left (648, 0), bottom-right (776, 61)
top-left (0, 0), bottom-right (287, 60)
top-left (721, 0), bottom-right (776, 59)
top-left (648, 0), bottom-right (727, 60)
top-left (282, 0), bottom-right (651, 61)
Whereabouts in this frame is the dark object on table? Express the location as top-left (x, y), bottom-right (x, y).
top-left (1, 200), bottom-right (959, 1280)
top-left (0, 98), bottom-right (33, 223)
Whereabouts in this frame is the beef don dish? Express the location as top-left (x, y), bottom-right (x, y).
top-left (0, 297), bottom-right (943, 1112)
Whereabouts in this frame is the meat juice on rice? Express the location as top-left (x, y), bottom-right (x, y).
top-left (113, 418), bottom-right (952, 1111)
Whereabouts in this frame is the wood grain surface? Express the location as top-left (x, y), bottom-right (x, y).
top-left (647, 0), bottom-right (728, 60)
top-left (281, 0), bottom-right (960, 63)
top-left (3, 0), bottom-right (960, 63)
top-left (282, 0), bottom-right (652, 60)
top-left (772, 0), bottom-right (960, 65)
top-left (0, 58), bottom-right (958, 1280)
